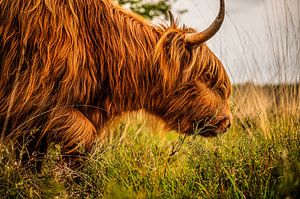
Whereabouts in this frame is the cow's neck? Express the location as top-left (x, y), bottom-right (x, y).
top-left (93, 3), bottom-right (167, 128)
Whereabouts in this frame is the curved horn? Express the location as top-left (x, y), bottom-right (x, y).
top-left (185, 0), bottom-right (225, 45)
top-left (168, 11), bottom-right (175, 26)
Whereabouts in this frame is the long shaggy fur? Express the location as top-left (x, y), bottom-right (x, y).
top-left (0, 0), bottom-right (232, 168)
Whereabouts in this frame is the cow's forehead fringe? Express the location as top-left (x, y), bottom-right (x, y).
top-left (153, 28), bottom-right (231, 97)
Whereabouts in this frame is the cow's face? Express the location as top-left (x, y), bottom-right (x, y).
top-left (157, 41), bottom-right (232, 136)
top-left (153, 0), bottom-right (231, 136)
top-left (177, 43), bottom-right (232, 136)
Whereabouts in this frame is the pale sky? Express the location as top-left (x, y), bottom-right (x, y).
top-left (171, 0), bottom-right (300, 84)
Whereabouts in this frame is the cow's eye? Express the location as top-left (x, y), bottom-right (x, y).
top-left (203, 72), bottom-right (212, 82)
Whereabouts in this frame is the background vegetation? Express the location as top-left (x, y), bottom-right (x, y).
top-left (0, 0), bottom-right (299, 198)
top-left (117, 0), bottom-right (171, 19)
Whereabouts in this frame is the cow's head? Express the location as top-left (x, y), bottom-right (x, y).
top-left (152, 0), bottom-right (232, 136)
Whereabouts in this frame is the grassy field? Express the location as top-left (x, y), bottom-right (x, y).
top-left (0, 84), bottom-right (299, 198)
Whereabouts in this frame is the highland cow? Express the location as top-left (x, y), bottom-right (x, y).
top-left (0, 0), bottom-right (232, 170)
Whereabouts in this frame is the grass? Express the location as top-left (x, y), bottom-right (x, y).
top-left (0, 86), bottom-right (299, 198)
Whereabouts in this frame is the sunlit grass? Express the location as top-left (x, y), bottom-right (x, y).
top-left (0, 101), bottom-right (299, 198)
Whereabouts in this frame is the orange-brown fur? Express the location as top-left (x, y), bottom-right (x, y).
top-left (0, 0), bottom-right (232, 169)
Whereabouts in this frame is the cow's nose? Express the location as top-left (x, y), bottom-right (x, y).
top-left (220, 113), bottom-right (232, 132)
top-left (228, 113), bottom-right (233, 128)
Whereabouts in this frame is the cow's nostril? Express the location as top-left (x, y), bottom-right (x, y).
top-left (227, 121), bottom-right (231, 128)
top-left (220, 117), bottom-right (231, 132)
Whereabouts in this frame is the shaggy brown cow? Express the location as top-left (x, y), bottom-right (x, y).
top-left (0, 0), bottom-right (232, 170)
